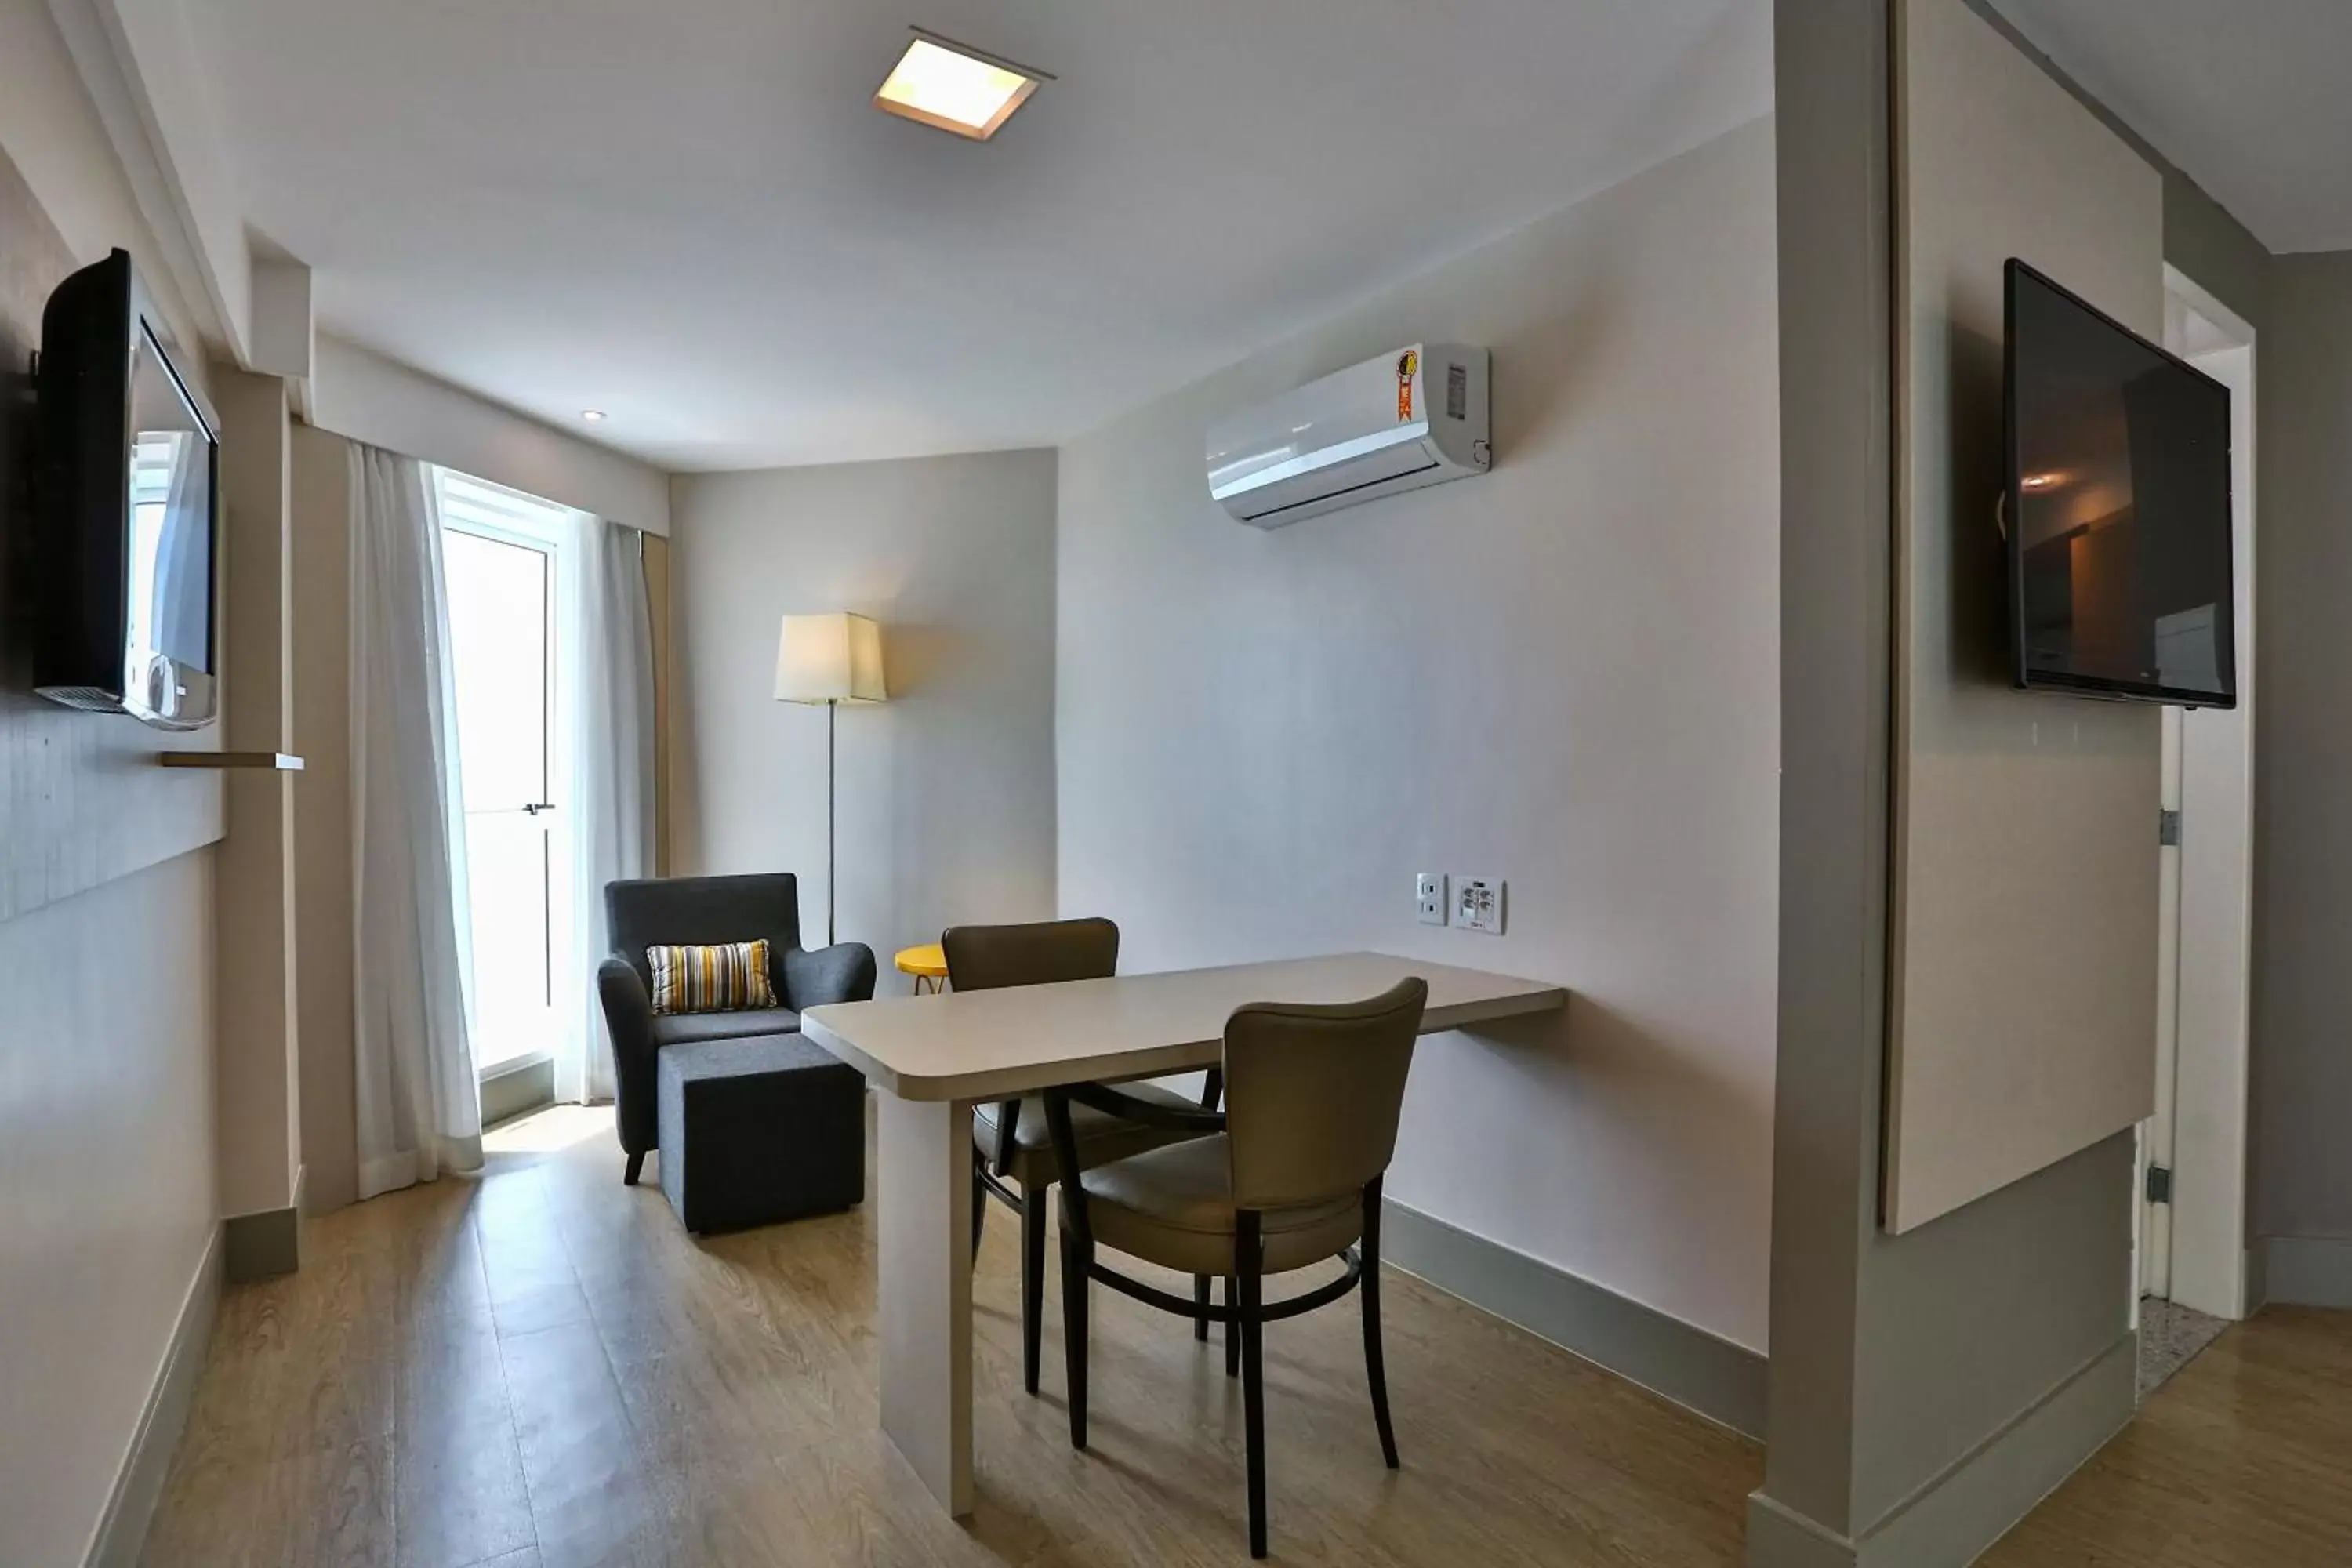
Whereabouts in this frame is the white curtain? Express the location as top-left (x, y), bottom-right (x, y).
top-left (554, 514), bottom-right (656, 1105)
top-left (349, 445), bottom-right (484, 1198)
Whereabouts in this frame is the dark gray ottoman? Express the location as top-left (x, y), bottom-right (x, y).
top-left (655, 1033), bottom-right (866, 1233)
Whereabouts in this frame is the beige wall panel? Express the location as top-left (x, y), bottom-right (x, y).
top-left (289, 423), bottom-right (358, 1213)
top-left (210, 366), bottom-right (302, 1219)
top-left (1886, 0), bottom-right (2165, 1232)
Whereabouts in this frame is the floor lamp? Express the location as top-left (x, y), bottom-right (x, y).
top-left (774, 612), bottom-right (887, 947)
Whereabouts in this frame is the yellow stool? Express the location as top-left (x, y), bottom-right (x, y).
top-left (895, 942), bottom-right (949, 995)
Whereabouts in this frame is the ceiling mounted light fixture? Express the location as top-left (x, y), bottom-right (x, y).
top-left (873, 28), bottom-right (1052, 141)
top-left (580, 408), bottom-right (608, 423)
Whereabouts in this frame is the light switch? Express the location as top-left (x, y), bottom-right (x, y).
top-left (1454, 876), bottom-right (1505, 935)
top-left (1416, 873), bottom-right (1448, 926)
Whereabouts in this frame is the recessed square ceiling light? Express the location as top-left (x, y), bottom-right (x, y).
top-left (873, 30), bottom-right (1051, 141)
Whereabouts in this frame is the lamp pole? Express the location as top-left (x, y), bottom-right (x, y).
top-left (826, 697), bottom-right (838, 947)
top-left (775, 611), bottom-right (883, 953)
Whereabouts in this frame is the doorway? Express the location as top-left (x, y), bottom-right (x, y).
top-left (2136, 267), bottom-right (2258, 1377)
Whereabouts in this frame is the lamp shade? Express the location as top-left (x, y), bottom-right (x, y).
top-left (775, 612), bottom-right (887, 705)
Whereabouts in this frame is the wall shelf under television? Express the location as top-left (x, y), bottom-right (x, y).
top-left (159, 752), bottom-right (305, 771)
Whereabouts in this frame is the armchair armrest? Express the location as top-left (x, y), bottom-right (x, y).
top-left (597, 956), bottom-right (660, 1156)
top-left (1062, 1081), bottom-right (1229, 1135)
top-left (785, 941), bottom-right (877, 1011)
top-left (598, 955), bottom-right (655, 1049)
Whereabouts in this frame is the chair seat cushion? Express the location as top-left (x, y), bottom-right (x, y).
top-left (1079, 1134), bottom-right (1363, 1277)
top-left (652, 1006), bottom-right (800, 1047)
top-left (972, 1081), bottom-right (1203, 1188)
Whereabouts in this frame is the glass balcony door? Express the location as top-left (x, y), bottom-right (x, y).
top-left (443, 523), bottom-right (559, 1077)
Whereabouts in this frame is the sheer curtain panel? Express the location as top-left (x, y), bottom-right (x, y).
top-left (350, 444), bottom-right (483, 1197)
top-left (557, 514), bottom-right (656, 1104)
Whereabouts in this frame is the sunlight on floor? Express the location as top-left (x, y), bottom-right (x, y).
top-left (484, 1101), bottom-right (611, 1156)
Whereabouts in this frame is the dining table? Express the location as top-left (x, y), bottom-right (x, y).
top-left (799, 948), bottom-right (1568, 1516)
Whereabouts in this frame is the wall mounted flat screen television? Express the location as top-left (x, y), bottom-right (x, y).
top-left (34, 248), bottom-right (220, 730)
top-left (2005, 259), bottom-right (2234, 708)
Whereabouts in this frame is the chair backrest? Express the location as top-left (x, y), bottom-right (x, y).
top-left (605, 873), bottom-right (803, 988)
top-left (1223, 978), bottom-right (1428, 1211)
top-left (942, 917), bottom-right (1119, 992)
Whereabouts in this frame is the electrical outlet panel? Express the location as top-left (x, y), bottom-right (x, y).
top-left (1416, 873), bottom-right (1447, 926)
top-left (1454, 877), bottom-right (1505, 935)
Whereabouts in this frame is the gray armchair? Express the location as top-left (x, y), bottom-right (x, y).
top-left (598, 873), bottom-right (877, 1184)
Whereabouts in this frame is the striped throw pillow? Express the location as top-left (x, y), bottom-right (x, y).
top-left (647, 940), bottom-right (776, 1015)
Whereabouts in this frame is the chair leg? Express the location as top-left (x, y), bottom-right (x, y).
top-left (1022, 1187), bottom-right (1048, 1396)
top-left (622, 1150), bottom-right (644, 1186)
top-left (970, 1156), bottom-right (987, 1261)
top-left (1225, 1276), bottom-right (1241, 1378)
top-left (1361, 1188), bottom-right (1400, 1468)
top-left (1195, 1274), bottom-right (1210, 1341)
top-left (1061, 1223), bottom-right (1091, 1451)
top-left (1239, 1214), bottom-right (1269, 1559)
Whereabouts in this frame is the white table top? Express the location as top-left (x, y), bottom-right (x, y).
top-left (801, 950), bottom-right (1567, 1102)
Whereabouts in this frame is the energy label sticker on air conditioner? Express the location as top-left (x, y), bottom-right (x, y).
top-left (1396, 349), bottom-right (1417, 422)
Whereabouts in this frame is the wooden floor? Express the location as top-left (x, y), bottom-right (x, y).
top-left (141, 1104), bottom-right (1758, 1567)
top-left (1983, 1304), bottom-right (2352, 1568)
top-left (141, 1103), bottom-right (2352, 1568)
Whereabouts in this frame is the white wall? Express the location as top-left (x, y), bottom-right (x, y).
top-left (0, 2), bottom-right (222, 1561)
top-left (0, 856), bottom-right (217, 1567)
top-left (1757, 8), bottom-right (2154, 1555)
top-left (45, 0), bottom-right (252, 357)
top-left (2254, 252), bottom-right (2352, 1265)
top-left (310, 335), bottom-right (672, 535)
top-left (671, 449), bottom-right (1059, 975)
top-left (0, 0), bottom-right (204, 352)
top-left (1056, 119), bottom-right (1779, 1350)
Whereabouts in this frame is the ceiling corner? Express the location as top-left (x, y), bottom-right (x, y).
top-left (45, 0), bottom-right (256, 362)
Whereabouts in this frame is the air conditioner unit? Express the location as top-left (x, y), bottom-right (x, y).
top-left (1207, 343), bottom-right (1490, 528)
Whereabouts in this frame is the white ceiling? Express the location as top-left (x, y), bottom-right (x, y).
top-left (1995, 0), bottom-right (2352, 256)
top-left (187, 0), bottom-right (1769, 471)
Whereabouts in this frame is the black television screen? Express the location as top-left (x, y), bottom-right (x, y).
top-left (34, 249), bottom-right (220, 730)
top-left (2005, 259), bottom-right (2235, 708)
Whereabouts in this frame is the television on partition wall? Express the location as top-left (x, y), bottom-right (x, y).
top-left (2005, 257), bottom-right (2235, 709)
top-left (34, 247), bottom-right (220, 730)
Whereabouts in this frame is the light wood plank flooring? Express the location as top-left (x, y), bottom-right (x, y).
top-left (141, 1105), bottom-right (1759, 1566)
top-left (141, 1103), bottom-right (2352, 1566)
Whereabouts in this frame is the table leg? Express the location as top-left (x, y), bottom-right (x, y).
top-left (877, 1094), bottom-right (975, 1515)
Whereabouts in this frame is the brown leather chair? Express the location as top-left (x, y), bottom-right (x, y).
top-left (944, 918), bottom-right (1221, 1396)
top-left (1043, 977), bottom-right (1428, 1560)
